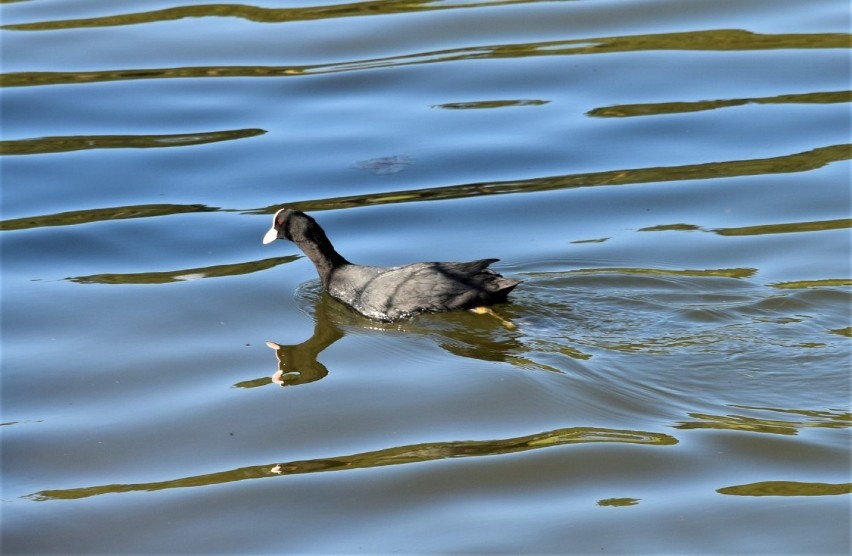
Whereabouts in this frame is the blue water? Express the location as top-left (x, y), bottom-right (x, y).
top-left (2, 0), bottom-right (850, 553)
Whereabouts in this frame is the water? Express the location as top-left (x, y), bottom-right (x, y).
top-left (2, 0), bottom-right (850, 553)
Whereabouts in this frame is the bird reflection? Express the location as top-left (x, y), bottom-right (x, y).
top-left (268, 340), bottom-right (329, 387)
top-left (235, 283), bottom-right (567, 391)
top-left (258, 291), bottom-right (344, 389)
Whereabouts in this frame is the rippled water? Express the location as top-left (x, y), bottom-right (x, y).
top-left (2, 0), bottom-right (850, 553)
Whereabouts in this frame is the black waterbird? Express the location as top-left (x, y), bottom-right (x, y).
top-left (262, 208), bottom-right (520, 321)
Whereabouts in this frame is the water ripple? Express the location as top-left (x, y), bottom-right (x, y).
top-left (3, 30), bottom-right (847, 88)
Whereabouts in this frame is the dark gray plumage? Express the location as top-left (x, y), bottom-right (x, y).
top-left (262, 208), bottom-right (520, 321)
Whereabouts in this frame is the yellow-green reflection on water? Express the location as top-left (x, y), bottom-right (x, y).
top-left (829, 326), bottom-right (852, 337)
top-left (639, 223), bottom-right (703, 232)
top-left (597, 497), bottom-right (640, 507)
top-left (563, 267), bottom-right (758, 279)
top-left (27, 426), bottom-right (678, 501)
top-left (570, 237), bottom-right (611, 244)
top-left (0, 128), bottom-right (266, 155)
top-left (433, 99), bottom-right (550, 110)
top-left (3, 30), bottom-right (848, 88)
top-left (67, 256), bottom-right (299, 285)
top-left (639, 219), bottom-right (852, 237)
top-left (770, 279), bottom-right (852, 289)
top-left (1, 0), bottom-right (552, 30)
top-left (717, 481), bottom-right (852, 497)
top-left (588, 90), bottom-right (852, 118)
top-left (675, 406), bottom-right (851, 435)
top-left (715, 218), bottom-right (852, 237)
top-left (0, 204), bottom-right (217, 231)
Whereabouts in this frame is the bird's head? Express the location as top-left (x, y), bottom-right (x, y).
top-left (262, 208), bottom-right (313, 244)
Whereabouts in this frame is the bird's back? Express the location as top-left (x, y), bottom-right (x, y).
top-left (328, 259), bottom-right (519, 321)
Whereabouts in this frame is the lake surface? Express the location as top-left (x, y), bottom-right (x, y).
top-left (1, 0), bottom-right (850, 553)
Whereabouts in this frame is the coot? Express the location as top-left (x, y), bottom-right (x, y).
top-left (262, 208), bottom-right (520, 321)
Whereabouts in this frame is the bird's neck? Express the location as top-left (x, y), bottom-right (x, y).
top-left (295, 228), bottom-right (349, 288)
